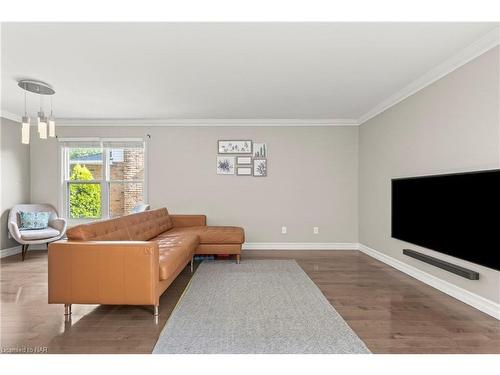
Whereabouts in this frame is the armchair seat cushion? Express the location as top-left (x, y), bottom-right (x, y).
top-left (20, 227), bottom-right (60, 240)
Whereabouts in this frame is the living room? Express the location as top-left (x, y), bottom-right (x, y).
top-left (1, 1), bottom-right (499, 372)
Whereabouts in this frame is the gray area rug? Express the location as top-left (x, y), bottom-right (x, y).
top-left (153, 260), bottom-right (370, 354)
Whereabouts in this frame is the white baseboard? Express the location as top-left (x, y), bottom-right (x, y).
top-left (359, 244), bottom-right (500, 320)
top-left (0, 246), bottom-right (22, 258)
top-left (242, 242), bottom-right (359, 250)
top-left (0, 244), bottom-right (47, 259)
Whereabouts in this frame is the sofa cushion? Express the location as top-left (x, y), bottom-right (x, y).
top-left (66, 208), bottom-right (173, 241)
top-left (21, 227), bottom-right (60, 240)
top-left (66, 216), bottom-right (132, 241)
top-left (153, 233), bottom-right (199, 281)
top-left (125, 208), bottom-right (173, 241)
top-left (164, 226), bottom-right (244, 244)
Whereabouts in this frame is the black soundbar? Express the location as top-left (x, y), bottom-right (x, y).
top-left (403, 249), bottom-right (480, 280)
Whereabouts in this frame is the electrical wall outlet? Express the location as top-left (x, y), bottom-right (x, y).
top-left (281, 226), bottom-right (287, 234)
top-left (313, 227), bottom-right (319, 234)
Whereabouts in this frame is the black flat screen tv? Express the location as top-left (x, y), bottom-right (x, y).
top-left (391, 169), bottom-right (500, 271)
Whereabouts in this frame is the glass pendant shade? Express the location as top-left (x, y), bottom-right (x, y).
top-left (39, 122), bottom-right (47, 139)
top-left (37, 111), bottom-right (47, 139)
top-left (48, 115), bottom-right (56, 137)
top-left (37, 111), bottom-right (43, 132)
top-left (21, 116), bottom-right (30, 144)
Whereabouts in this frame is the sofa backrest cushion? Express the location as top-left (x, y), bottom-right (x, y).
top-left (66, 208), bottom-right (173, 241)
top-left (126, 208), bottom-right (173, 240)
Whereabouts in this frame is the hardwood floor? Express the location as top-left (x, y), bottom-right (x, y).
top-left (1, 250), bottom-right (499, 354)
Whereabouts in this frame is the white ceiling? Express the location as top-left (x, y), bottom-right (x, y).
top-left (1, 22), bottom-right (498, 121)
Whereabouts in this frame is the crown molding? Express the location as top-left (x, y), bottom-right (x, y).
top-left (358, 26), bottom-right (500, 125)
top-left (0, 111), bottom-right (21, 122)
top-left (53, 118), bottom-right (360, 127)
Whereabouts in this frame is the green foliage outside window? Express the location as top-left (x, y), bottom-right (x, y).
top-left (69, 148), bottom-right (101, 160)
top-left (69, 164), bottom-right (101, 218)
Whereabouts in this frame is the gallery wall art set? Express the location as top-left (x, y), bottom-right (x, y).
top-left (217, 140), bottom-right (267, 177)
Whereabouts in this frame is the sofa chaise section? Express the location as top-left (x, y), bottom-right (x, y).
top-left (158, 214), bottom-right (245, 261)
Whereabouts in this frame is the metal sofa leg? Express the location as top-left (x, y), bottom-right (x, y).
top-left (64, 304), bottom-right (72, 316)
top-left (236, 254), bottom-right (241, 264)
top-left (153, 305), bottom-right (159, 316)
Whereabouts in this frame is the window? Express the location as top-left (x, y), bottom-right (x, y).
top-left (104, 140), bottom-right (145, 218)
top-left (61, 139), bottom-right (146, 220)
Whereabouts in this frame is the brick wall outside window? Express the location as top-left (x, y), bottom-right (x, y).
top-left (109, 149), bottom-right (144, 217)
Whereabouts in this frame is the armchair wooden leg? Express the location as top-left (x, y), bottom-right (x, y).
top-left (21, 244), bottom-right (29, 261)
top-left (236, 254), bottom-right (241, 264)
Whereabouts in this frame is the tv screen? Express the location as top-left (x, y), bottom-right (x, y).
top-left (391, 169), bottom-right (500, 271)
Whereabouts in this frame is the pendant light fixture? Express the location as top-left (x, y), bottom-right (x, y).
top-left (38, 96), bottom-right (48, 139)
top-left (48, 96), bottom-right (56, 137)
top-left (17, 79), bottom-right (56, 144)
top-left (21, 87), bottom-right (30, 144)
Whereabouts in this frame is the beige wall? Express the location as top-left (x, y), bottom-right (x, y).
top-left (359, 47), bottom-right (500, 302)
top-left (30, 125), bottom-right (359, 243)
top-left (0, 117), bottom-right (31, 249)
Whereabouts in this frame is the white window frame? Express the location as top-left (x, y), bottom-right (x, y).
top-left (60, 137), bottom-right (147, 223)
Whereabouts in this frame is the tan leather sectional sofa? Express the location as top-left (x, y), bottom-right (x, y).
top-left (48, 208), bottom-right (244, 316)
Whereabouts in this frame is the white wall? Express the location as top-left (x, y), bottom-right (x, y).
top-left (359, 47), bottom-right (500, 303)
top-left (0, 117), bottom-right (31, 249)
top-left (30, 125), bottom-right (359, 244)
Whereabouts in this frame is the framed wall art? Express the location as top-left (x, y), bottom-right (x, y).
top-left (216, 156), bottom-right (235, 175)
top-left (253, 143), bottom-right (267, 158)
top-left (218, 140), bottom-right (252, 154)
top-left (237, 156), bottom-right (252, 165)
top-left (237, 167), bottom-right (252, 176)
top-left (253, 159), bottom-right (267, 177)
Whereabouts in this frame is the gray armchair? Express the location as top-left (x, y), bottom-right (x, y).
top-left (8, 204), bottom-right (67, 261)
